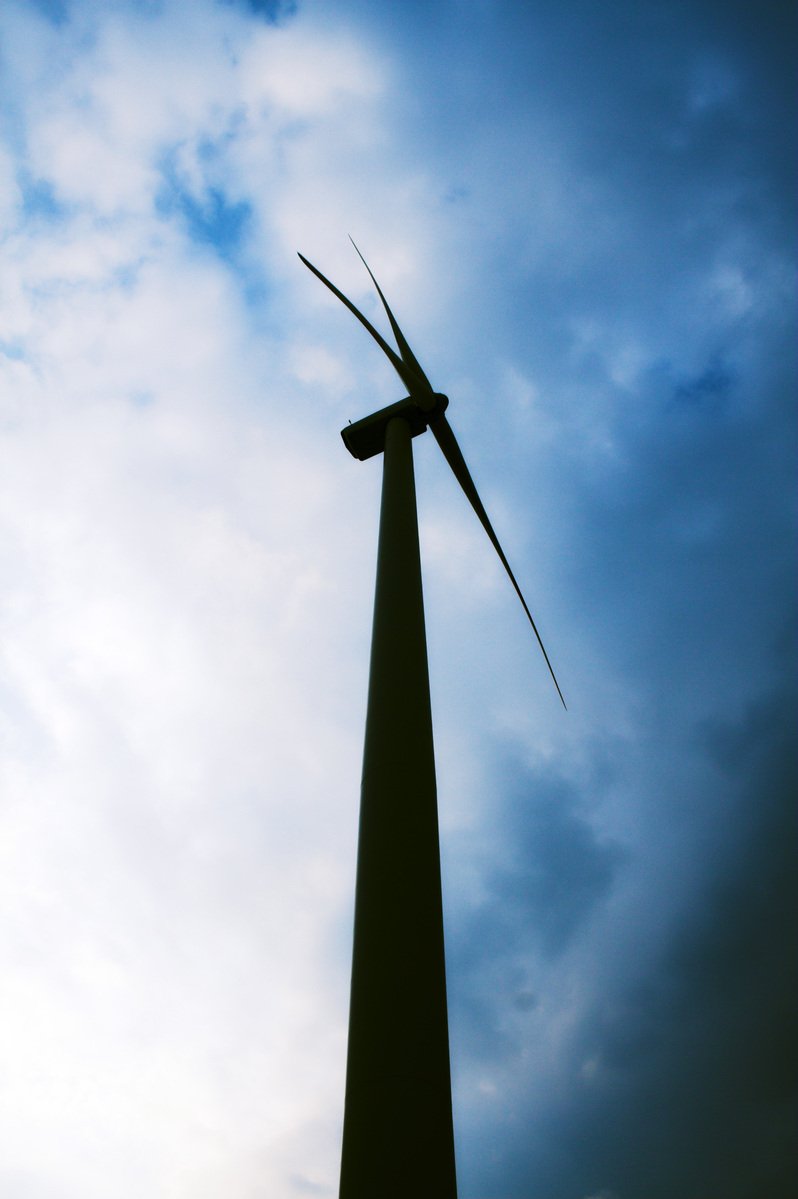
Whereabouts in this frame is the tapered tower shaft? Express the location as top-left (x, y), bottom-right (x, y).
top-left (339, 415), bottom-right (457, 1198)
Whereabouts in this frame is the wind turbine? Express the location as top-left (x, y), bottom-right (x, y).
top-left (299, 240), bottom-right (564, 1199)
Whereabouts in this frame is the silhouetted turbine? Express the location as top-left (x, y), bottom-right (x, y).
top-left (300, 241), bottom-right (565, 711)
top-left (300, 241), bottom-right (564, 1199)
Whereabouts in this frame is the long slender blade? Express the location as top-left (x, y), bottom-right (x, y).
top-left (348, 237), bottom-right (435, 398)
top-left (429, 412), bottom-right (567, 709)
top-left (298, 252), bottom-right (427, 400)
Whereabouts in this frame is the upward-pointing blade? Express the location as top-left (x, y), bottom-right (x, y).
top-left (348, 238), bottom-right (435, 401)
top-left (298, 252), bottom-right (431, 405)
top-left (429, 411), bottom-right (567, 709)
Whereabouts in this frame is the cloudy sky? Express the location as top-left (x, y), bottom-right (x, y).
top-left (0, 0), bottom-right (795, 1195)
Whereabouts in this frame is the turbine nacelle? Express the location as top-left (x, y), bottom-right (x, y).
top-left (342, 393), bottom-right (449, 461)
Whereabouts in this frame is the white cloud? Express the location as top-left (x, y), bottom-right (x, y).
top-left (238, 22), bottom-right (384, 118)
top-left (0, 3), bottom-right (401, 1192)
top-left (0, 351), bottom-right (356, 1193)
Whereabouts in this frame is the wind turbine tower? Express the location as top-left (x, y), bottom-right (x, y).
top-left (300, 242), bottom-right (564, 1199)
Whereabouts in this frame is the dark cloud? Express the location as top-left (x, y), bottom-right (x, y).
top-left (488, 777), bottom-right (624, 960)
top-left (449, 764), bottom-right (624, 1067)
top-left (587, 687), bottom-right (797, 1198)
top-left (455, 687), bottom-right (797, 1199)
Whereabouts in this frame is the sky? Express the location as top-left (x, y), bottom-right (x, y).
top-left (0, 0), bottom-right (795, 1196)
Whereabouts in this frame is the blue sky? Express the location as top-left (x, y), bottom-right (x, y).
top-left (0, 0), bottom-right (795, 1196)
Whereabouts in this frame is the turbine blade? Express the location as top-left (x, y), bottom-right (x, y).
top-left (348, 237), bottom-right (434, 397)
top-left (298, 252), bottom-right (426, 399)
top-left (429, 412), bottom-right (567, 709)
